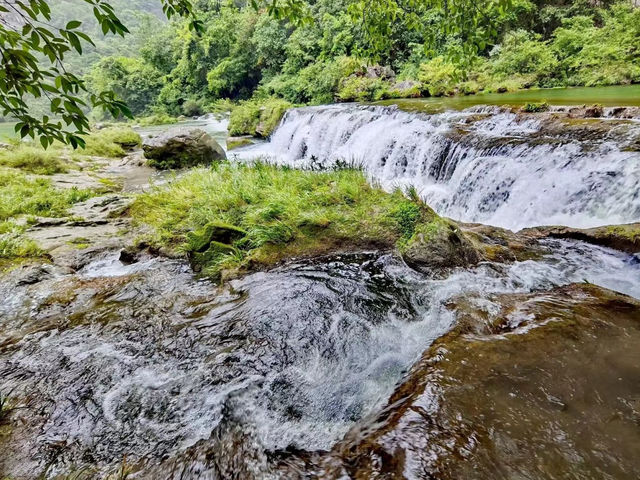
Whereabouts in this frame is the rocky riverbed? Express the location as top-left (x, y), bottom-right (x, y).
top-left (1, 108), bottom-right (640, 479)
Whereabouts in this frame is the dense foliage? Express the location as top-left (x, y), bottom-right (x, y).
top-left (2, 0), bottom-right (639, 140)
top-left (83, 0), bottom-right (639, 118)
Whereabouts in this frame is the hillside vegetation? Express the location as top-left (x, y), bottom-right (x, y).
top-left (78, 0), bottom-right (640, 120)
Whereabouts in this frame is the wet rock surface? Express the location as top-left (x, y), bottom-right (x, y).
top-left (522, 222), bottom-right (640, 254)
top-left (143, 127), bottom-right (226, 169)
top-left (1, 240), bottom-right (639, 478)
top-left (312, 283), bottom-right (640, 479)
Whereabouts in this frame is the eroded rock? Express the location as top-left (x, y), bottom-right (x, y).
top-left (522, 222), bottom-right (640, 254)
top-left (143, 127), bottom-right (226, 170)
top-left (321, 283), bottom-right (640, 479)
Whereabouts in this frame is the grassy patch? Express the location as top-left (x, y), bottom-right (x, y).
top-left (0, 169), bottom-right (93, 221)
top-left (0, 223), bottom-right (43, 263)
top-left (0, 144), bottom-right (68, 175)
top-left (522, 101), bottom-right (549, 113)
top-left (78, 127), bottom-right (141, 158)
top-left (135, 113), bottom-right (178, 126)
top-left (130, 162), bottom-right (436, 278)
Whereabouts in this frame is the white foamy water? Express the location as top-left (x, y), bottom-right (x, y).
top-left (234, 104), bottom-right (640, 230)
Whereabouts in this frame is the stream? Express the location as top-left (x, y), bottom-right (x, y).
top-left (2, 98), bottom-right (640, 478)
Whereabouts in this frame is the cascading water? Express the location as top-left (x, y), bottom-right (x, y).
top-left (235, 104), bottom-right (640, 230)
top-left (3, 104), bottom-right (640, 479)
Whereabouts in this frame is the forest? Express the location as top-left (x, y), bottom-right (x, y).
top-left (28, 0), bottom-right (638, 123)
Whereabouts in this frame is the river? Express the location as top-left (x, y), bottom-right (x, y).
top-left (1, 88), bottom-right (640, 479)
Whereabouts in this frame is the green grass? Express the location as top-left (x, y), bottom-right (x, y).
top-left (130, 162), bottom-right (436, 278)
top-left (0, 223), bottom-right (43, 262)
top-left (78, 127), bottom-right (141, 158)
top-left (0, 169), bottom-right (93, 265)
top-left (0, 168), bottom-right (93, 221)
top-left (135, 113), bottom-right (178, 126)
top-left (0, 144), bottom-right (68, 175)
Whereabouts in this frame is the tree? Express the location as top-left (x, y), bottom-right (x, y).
top-left (0, 0), bottom-right (306, 147)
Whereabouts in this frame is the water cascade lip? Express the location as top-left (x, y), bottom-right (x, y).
top-left (235, 104), bottom-right (640, 231)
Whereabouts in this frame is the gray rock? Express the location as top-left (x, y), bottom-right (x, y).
top-left (143, 127), bottom-right (226, 170)
top-left (402, 219), bottom-right (482, 272)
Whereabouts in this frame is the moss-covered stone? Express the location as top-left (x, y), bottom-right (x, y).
top-left (186, 222), bottom-right (247, 253)
top-left (143, 128), bottom-right (226, 170)
top-left (401, 217), bottom-right (482, 271)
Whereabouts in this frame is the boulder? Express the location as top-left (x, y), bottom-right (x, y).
top-left (364, 65), bottom-right (396, 81)
top-left (401, 218), bottom-right (482, 272)
top-left (143, 127), bottom-right (226, 170)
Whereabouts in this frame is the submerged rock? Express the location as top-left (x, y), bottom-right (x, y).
top-left (143, 127), bottom-right (226, 169)
top-left (523, 222), bottom-right (640, 254)
top-left (319, 283), bottom-right (640, 479)
top-left (401, 217), bottom-right (482, 271)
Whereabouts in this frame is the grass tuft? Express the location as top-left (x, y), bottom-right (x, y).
top-left (131, 162), bottom-right (436, 279)
top-left (79, 127), bottom-right (141, 158)
top-left (0, 144), bottom-right (68, 175)
top-left (0, 169), bottom-right (93, 221)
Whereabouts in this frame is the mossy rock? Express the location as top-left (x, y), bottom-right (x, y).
top-left (401, 218), bottom-right (482, 272)
top-left (226, 136), bottom-right (254, 150)
top-left (186, 222), bottom-right (247, 253)
top-left (189, 241), bottom-right (238, 272)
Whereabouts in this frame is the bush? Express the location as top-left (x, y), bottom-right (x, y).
top-left (338, 76), bottom-right (388, 102)
top-left (522, 101), bottom-right (550, 112)
top-left (490, 30), bottom-right (559, 86)
top-left (182, 99), bottom-right (203, 117)
top-left (228, 98), bottom-right (293, 137)
top-left (418, 57), bottom-right (458, 96)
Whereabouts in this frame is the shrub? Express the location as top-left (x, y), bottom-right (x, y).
top-left (417, 57), bottom-right (458, 96)
top-left (182, 99), bottom-right (203, 117)
top-left (337, 76), bottom-right (388, 102)
top-left (490, 30), bottom-right (559, 87)
top-left (522, 101), bottom-right (550, 112)
top-left (228, 98), bottom-right (293, 137)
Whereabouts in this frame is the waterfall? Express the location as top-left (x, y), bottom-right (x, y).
top-left (236, 104), bottom-right (640, 231)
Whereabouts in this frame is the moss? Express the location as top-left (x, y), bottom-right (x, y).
top-left (522, 101), bottom-right (549, 112)
top-left (226, 137), bottom-right (253, 150)
top-left (130, 162), bottom-right (437, 279)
